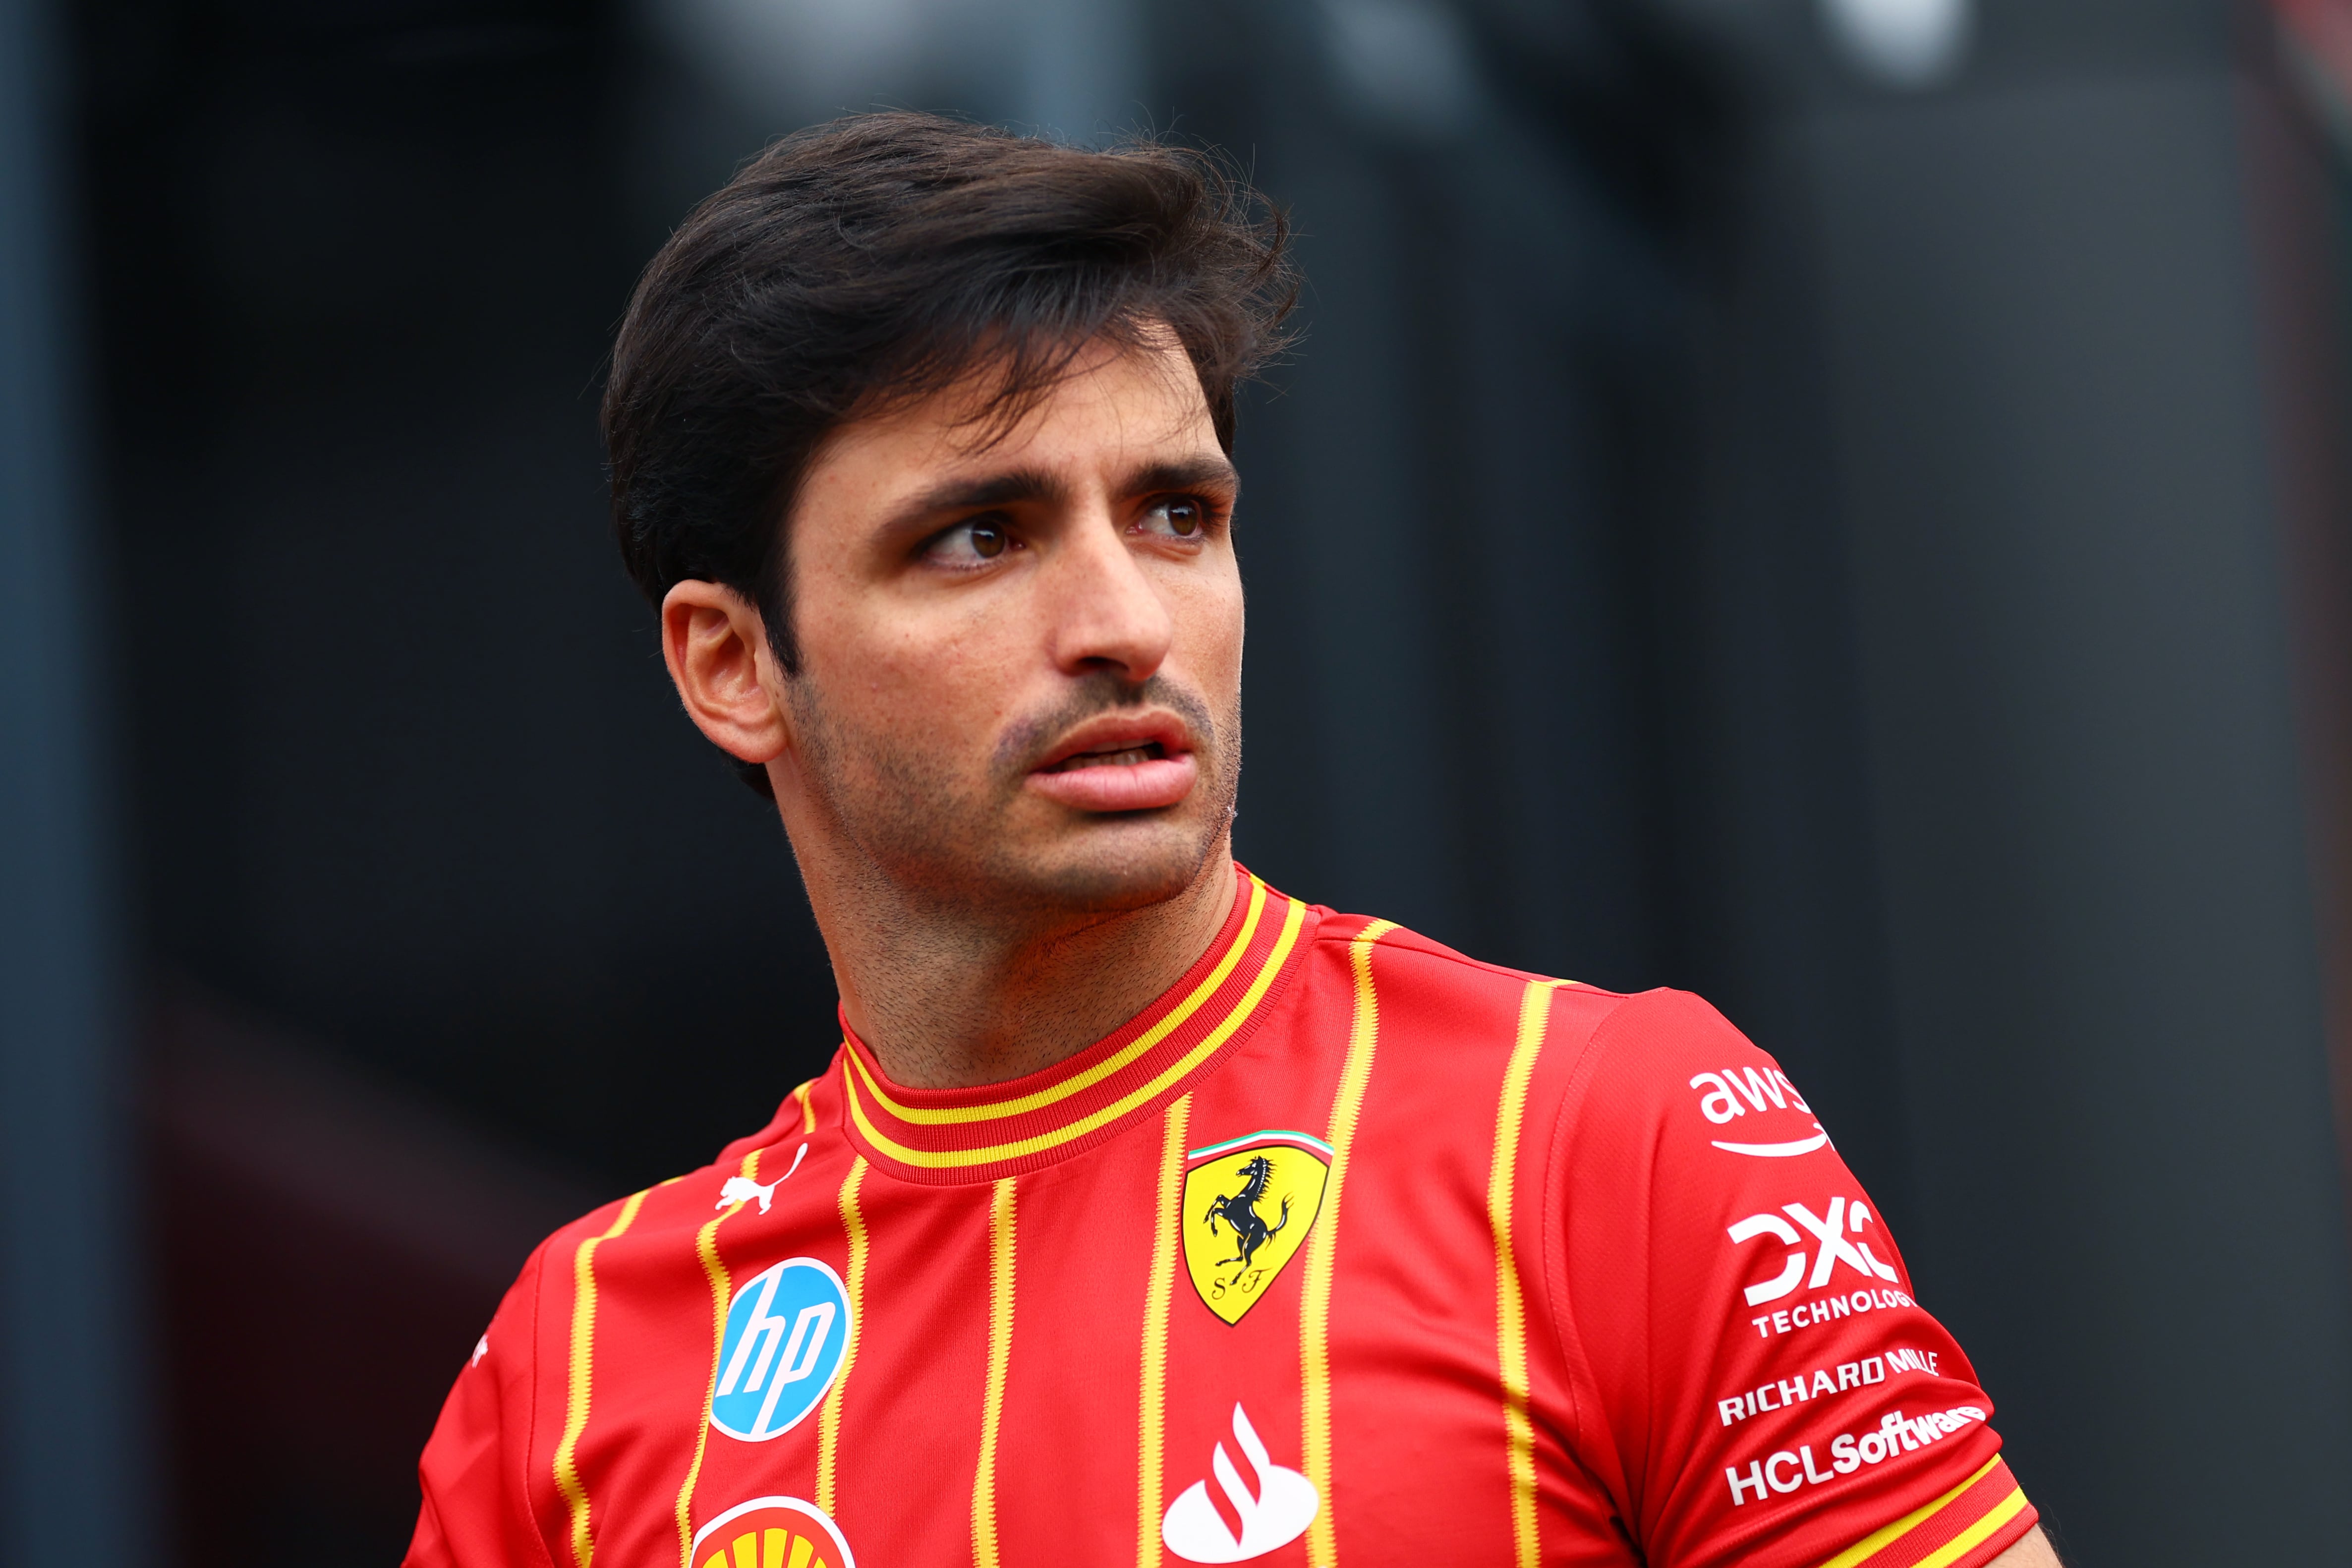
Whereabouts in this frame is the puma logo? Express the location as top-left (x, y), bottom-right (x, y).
top-left (717, 1144), bottom-right (808, 1214)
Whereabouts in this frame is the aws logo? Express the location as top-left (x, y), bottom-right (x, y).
top-left (1182, 1131), bottom-right (1330, 1325)
top-left (1688, 1065), bottom-right (1831, 1158)
top-left (690, 1497), bottom-right (856, 1568)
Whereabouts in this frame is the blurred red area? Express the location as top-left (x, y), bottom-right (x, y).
top-left (147, 988), bottom-right (598, 1567)
top-left (2277, 0), bottom-right (2352, 112)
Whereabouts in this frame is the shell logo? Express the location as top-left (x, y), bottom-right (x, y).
top-left (688, 1497), bottom-right (857, 1568)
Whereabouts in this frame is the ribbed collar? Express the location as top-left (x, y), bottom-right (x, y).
top-left (836, 866), bottom-right (1316, 1185)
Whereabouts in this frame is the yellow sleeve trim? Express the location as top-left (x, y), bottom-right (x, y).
top-left (1812, 1455), bottom-right (2012, 1568)
top-left (1913, 1488), bottom-right (2029, 1568)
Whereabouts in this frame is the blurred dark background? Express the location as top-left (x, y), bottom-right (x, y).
top-left (5, 0), bottom-right (2352, 1562)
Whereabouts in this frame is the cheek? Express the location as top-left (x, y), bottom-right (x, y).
top-left (845, 614), bottom-right (1028, 749)
top-left (1176, 572), bottom-right (1246, 687)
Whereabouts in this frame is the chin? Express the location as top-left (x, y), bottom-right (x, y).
top-left (1003, 816), bottom-right (1223, 916)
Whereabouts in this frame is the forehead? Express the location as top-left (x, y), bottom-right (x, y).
top-left (807, 336), bottom-right (1219, 500)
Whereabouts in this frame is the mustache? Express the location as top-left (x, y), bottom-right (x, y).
top-left (991, 673), bottom-right (1217, 778)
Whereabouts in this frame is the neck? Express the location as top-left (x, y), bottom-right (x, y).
top-left (796, 843), bottom-right (1239, 1090)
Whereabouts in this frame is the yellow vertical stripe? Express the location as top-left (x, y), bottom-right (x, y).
top-left (973, 1177), bottom-right (1018, 1568)
top-left (673, 1149), bottom-right (763, 1568)
top-left (793, 1080), bottom-right (817, 1136)
top-left (553, 1187), bottom-right (654, 1568)
top-left (1137, 1095), bottom-right (1192, 1568)
top-left (818, 1157), bottom-right (870, 1516)
top-left (1301, 918), bottom-right (1397, 1568)
top-left (1490, 980), bottom-right (1562, 1568)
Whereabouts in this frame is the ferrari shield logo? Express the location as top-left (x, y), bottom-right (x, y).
top-left (1182, 1131), bottom-right (1332, 1325)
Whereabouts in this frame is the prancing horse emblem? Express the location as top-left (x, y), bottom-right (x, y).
top-left (1204, 1156), bottom-right (1292, 1273)
top-left (1180, 1133), bottom-right (1332, 1326)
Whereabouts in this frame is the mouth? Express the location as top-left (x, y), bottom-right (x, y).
top-left (1041, 740), bottom-right (1170, 773)
top-left (1025, 715), bottom-right (1201, 813)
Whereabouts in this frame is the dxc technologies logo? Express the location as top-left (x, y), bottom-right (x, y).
top-left (1727, 1196), bottom-right (1901, 1307)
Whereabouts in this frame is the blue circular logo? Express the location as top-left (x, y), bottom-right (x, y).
top-left (710, 1257), bottom-right (850, 1442)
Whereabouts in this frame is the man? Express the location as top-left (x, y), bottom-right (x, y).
top-left (408, 114), bottom-right (2057, 1568)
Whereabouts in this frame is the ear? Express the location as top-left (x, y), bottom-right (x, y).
top-left (660, 580), bottom-right (790, 766)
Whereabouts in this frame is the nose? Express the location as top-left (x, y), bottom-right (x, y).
top-left (1041, 501), bottom-right (1175, 684)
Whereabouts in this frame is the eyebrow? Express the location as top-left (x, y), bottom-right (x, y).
top-left (1125, 455), bottom-right (1241, 499)
top-left (899, 466), bottom-right (1070, 521)
top-left (886, 453), bottom-right (1241, 534)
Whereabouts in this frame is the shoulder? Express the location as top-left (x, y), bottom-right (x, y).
top-left (532, 1076), bottom-right (819, 1277)
top-left (1308, 908), bottom-right (1616, 1005)
top-left (1305, 907), bottom-right (1716, 1057)
top-left (1562, 987), bottom-right (1807, 1141)
top-left (1303, 907), bottom-right (1798, 1143)
top-left (414, 1104), bottom-right (815, 1568)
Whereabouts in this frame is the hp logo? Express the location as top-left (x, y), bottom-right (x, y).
top-left (710, 1258), bottom-right (850, 1442)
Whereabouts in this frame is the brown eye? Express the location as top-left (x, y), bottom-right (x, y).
top-left (1145, 497), bottom-right (1205, 539)
top-left (922, 516), bottom-right (1019, 567)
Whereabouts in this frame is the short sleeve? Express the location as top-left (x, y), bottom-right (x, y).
top-left (405, 1238), bottom-right (557, 1568)
top-left (1540, 990), bottom-right (2039, 1568)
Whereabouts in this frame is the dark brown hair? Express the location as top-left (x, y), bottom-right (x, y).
top-left (603, 112), bottom-right (1296, 682)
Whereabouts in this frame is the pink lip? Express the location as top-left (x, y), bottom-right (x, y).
top-left (1024, 713), bottom-right (1200, 813)
top-left (1027, 753), bottom-right (1198, 812)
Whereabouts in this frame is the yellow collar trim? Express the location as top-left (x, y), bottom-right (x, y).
top-left (844, 875), bottom-right (1270, 1128)
top-left (844, 893), bottom-right (1307, 1170)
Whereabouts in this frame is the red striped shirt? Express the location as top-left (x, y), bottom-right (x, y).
top-left (408, 867), bottom-right (2036, 1568)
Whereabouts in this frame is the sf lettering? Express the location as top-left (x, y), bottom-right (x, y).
top-left (1727, 1195), bottom-right (1901, 1307)
top-left (1206, 1266), bottom-right (1270, 1303)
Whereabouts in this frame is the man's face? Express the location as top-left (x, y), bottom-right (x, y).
top-left (772, 335), bottom-right (1244, 922)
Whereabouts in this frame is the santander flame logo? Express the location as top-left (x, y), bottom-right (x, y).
top-left (1160, 1403), bottom-right (1319, 1564)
